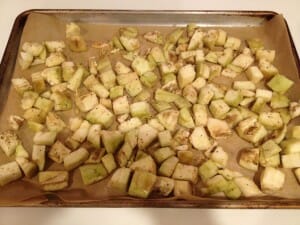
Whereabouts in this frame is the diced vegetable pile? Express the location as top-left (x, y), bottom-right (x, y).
top-left (1, 22), bottom-right (300, 199)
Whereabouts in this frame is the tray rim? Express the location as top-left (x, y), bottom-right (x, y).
top-left (1, 9), bottom-right (300, 209)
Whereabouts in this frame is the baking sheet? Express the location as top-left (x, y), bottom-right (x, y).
top-left (0, 11), bottom-right (300, 207)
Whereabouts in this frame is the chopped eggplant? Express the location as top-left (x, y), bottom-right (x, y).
top-left (238, 148), bottom-right (259, 171)
top-left (267, 74), bottom-right (294, 94)
top-left (128, 170), bottom-right (156, 198)
top-left (153, 147), bottom-right (175, 164)
top-left (64, 147), bottom-right (89, 171)
top-left (172, 163), bottom-right (198, 184)
top-left (32, 145), bottom-right (46, 171)
top-left (234, 176), bottom-right (264, 197)
top-left (75, 92), bottom-right (98, 112)
top-left (137, 124), bottom-right (158, 150)
top-left (108, 168), bottom-right (131, 194)
top-left (16, 157), bottom-right (38, 178)
top-left (102, 130), bottom-right (124, 154)
top-left (46, 112), bottom-right (66, 132)
top-left (38, 171), bottom-right (69, 191)
top-left (207, 118), bottom-right (232, 139)
top-left (157, 109), bottom-right (179, 132)
top-left (101, 153), bottom-right (117, 174)
top-left (48, 141), bottom-right (71, 163)
top-left (158, 130), bottom-right (172, 147)
top-left (0, 131), bottom-right (19, 157)
top-left (198, 160), bottom-right (218, 182)
top-left (80, 163), bottom-right (108, 185)
top-left (190, 127), bottom-right (211, 150)
top-left (86, 104), bottom-right (115, 128)
top-left (0, 161), bottom-right (22, 186)
top-left (260, 167), bottom-right (285, 192)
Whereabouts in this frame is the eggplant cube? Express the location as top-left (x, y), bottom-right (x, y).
top-left (261, 140), bottom-right (282, 158)
top-left (0, 131), bottom-right (19, 157)
top-left (259, 112), bottom-right (283, 130)
top-left (72, 120), bottom-right (91, 143)
top-left (282, 153), bottom-right (300, 168)
top-left (174, 180), bottom-right (193, 197)
top-left (130, 101), bottom-right (151, 119)
top-left (190, 126), bottom-right (211, 150)
top-left (234, 176), bottom-right (264, 197)
top-left (178, 108), bottom-right (195, 129)
top-left (38, 171), bottom-right (69, 191)
top-left (46, 112), bottom-right (66, 132)
top-left (86, 104), bottom-right (114, 128)
top-left (48, 141), bottom-right (71, 164)
top-left (224, 180), bottom-right (242, 200)
top-left (193, 104), bottom-right (208, 126)
top-left (224, 89), bottom-right (243, 107)
top-left (158, 130), bottom-right (172, 147)
top-left (209, 99), bottom-right (230, 119)
top-left (42, 67), bottom-right (62, 86)
top-left (45, 52), bottom-right (65, 67)
top-left (157, 110), bottom-right (179, 132)
top-left (172, 163), bottom-right (198, 184)
top-left (206, 175), bottom-right (228, 194)
top-left (150, 46), bottom-right (165, 63)
top-left (267, 74), bottom-right (294, 94)
top-left (159, 156), bottom-right (179, 177)
top-left (125, 79), bottom-right (143, 97)
top-left (153, 176), bottom-right (174, 196)
top-left (198, 160), bottom-right (218, 182)
top-left (210, 146), bottom-right (229, 168)
top-left (75, 92), bottom-right (98, 112)
top-left (118, 118), bottom-right (142, 133)
top-left (178, 64), bottom-right (196, 88)
top-left (113, 96), bottom-right (130, 115)
top-left (79, 163), bottom-right (108, 185)
top-left (289, 126), bottom-right (300, 139)
top-left (33, 131), bottom-right (57, 146)
top-left (102, 130), bottom-right (124, 154)
top-left (63, 148), bottom-right (89, 171)
top-left (260, 152), bottom-right (280, 168)
top-left (15, 144), bottom-right (29, 158)
top-left (131, 56), bottom-right (152, 75)
top-left (128, 170), bottom-right (157, 198)
top-left (101, 153), bottom-right (117, 174)
top-left (256, 89), bottom-right (272, 102)
top-left (110, 86), bottom-right (124, 99)
top-left (260, 167), bottom-right (285, 192)
top-left (207, 118), bottom-right (232, 139)
top-left (246, 66), bottom-right (264, 84)
top-left (236, 117), bottom-right (267, 144)
top-left (232, 54), bottom-right (254, 70)
top-left (137, 124), bottom-right (158, 150)
top-left (153, 147), bottom-right (175, 164)
top-left (32, 145), bottom-right (46, 171)
top-left (224, 108), bottom-right (243, 128)
top-left (130, 155), bottom-right (157, 174)
top-left (238, 148), bottom-right (259, 171)
top-left (224, 37), bottom-right (241, 50)
top-left (0, 161), bottom-right (22, 186)
top-left (16, 157), bottom-right (38, 178)
top-left (155, 89), bottom-right (179, 103)
top-left (50, 92), bottom-right (72, 111)
top-left (100, 69), bottom-right (116, 89)
top-left (270, 93), bottom-right (290, 109)
top-left (119, 35), bottom-right (140, 52)
top-left (108, 168), bottom-right (131, 194)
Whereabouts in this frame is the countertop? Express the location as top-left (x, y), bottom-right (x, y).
top-left (0, 0), bottom-right (299, 225)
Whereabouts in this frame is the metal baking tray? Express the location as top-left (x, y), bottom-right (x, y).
top-left (0, 10), bottom-right (300, 208)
